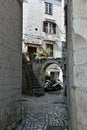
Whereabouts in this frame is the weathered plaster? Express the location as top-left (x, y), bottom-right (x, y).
top-left (23, 0), bottom-right (65, 58)
top-left (67, 0), bottom-right (87, 130)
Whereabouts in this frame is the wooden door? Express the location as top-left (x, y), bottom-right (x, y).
top-left (28, 47), bottom-right (37, 60)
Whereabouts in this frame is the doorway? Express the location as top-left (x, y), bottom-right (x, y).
top-left (28, 47), bottom-right (37, 60)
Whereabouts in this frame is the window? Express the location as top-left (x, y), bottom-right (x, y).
top-left (45, 2), bottom-right (53, 15)
top-left (43, 21), bottom-right (56, 34)
top-left (46, 44), bottom-right (53, 57)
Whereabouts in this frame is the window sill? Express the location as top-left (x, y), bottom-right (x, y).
top-left (45, 13), bottom-right (53, 15)
top-left (44, 33), bottom-right (56, 35)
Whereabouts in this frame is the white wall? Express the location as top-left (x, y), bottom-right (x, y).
top-left (23, 0), bottom-right (65, 58)
top-left (46, 64), bottom-right (63, 82)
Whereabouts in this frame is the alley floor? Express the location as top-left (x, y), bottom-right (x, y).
top-left (17, 91), bottom-right (68, 130)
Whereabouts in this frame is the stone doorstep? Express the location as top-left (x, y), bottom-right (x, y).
top-left (46, 125), bottom-right (68, 130)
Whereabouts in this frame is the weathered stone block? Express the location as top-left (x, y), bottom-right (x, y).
top-left (0, 0), bottom-right (22, 129)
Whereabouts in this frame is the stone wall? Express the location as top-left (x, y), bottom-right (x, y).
top-left (23, 0), bottom-right (65, 58)
top-left (32, 58), bottom-right (64, 88)
top-left (0, 0), bottom-right (22, 129)
top-left (67, 0), bottom-right (87, 130)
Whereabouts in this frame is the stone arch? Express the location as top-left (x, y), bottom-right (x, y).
top-left (39, 60), bottom-right (64, 88)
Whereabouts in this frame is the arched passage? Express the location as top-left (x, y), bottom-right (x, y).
top-left (46, 64), bottom-right (63, 82)
top-left (37, 60), bottom-right (64, 90)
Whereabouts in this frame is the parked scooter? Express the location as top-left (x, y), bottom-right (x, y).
top-left (44, 79), bottom-right (63, 91)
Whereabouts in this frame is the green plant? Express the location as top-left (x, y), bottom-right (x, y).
top-left (22, 52), bottom-right (30, 62)
top-left (32, 52), bottom-right (37, 57)
top-left (45, 48), bottom-right (52, 56)
top-left (38, 48), bottom-right (52, 59)
top-left (22, 52), bottom-right (28, 63)
top-left (22, 52), bottom-right (29, 59)
top-left (45, 75), bottom-right (51, 80)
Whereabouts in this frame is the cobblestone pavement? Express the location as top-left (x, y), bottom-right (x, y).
top-left (17, 91), bottom-right (68, 130)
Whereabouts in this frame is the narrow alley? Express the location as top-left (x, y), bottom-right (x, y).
top-left (0, 0), bottom-right (87, 129)
top-left (17, 91), bottom-right (68, 130)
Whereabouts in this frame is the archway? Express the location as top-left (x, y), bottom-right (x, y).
top-left (38, 60), bottom-right (64, 92)
top-left (45, 64), bottom-right (63, 82)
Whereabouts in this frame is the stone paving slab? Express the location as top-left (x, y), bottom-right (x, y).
top-left (16, 92), bottom-right (68, 130)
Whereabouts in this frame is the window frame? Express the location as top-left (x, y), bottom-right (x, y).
top-left (46, 43), bottom-right (54, 57)
top-left (45, 2), bottom-right (53, 15)
top-left (43, 21), bottom-right (56, 34)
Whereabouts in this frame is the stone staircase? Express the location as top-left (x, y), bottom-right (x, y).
top-left (26, 61), bottom-right (44, 96)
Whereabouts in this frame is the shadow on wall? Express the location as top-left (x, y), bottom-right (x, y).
top-left (23, 0), bottom-right (28, 3)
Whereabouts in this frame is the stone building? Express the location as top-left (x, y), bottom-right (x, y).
top-left (0, 0), bottom-right (87, 129)
top-left (23, 0), bottom-right (65, 59)
top-left (23, 0), bottom-right (65, 83)
top-left (0, 0), bottom-right (22, 129)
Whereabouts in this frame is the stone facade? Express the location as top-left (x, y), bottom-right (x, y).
top-left (67, 0), bottom-right (87, 130)
top-left (32, 58), bottom-right (64, 88)
top-left (23, 0), bottom-right (65, 58)
top-left (22, 0), bottom-right (66, 96)
top-left (0, 0), bottom-right (22, 129)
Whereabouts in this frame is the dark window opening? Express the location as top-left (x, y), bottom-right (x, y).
top-left (43, 21), bottom-right (56, 34)
top-left (45, 2), bottom-right (53, 15)
top-left (28, 47), bottom-right (37, 60)
top-left (46, 44), bottom-right (53, 57)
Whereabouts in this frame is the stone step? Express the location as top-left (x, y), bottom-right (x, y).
top-left (33, 86), bottom-right (41, 89)
top-left (32, 82), bottom-right (39, 85)
top-left (27, 62), bottom-right (44, 97)
top-left (33, 88), bottom-right (43, 91)
top-left (33, 91), bottom-right (44, 97)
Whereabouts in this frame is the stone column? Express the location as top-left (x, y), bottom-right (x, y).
top-left (67, 0), bottom-right (87, 130)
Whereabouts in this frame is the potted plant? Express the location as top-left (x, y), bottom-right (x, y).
top-left (32, 52), bottom-right (37, 58)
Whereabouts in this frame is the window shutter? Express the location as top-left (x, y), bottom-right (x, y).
top-left (53, 23), bottom-right (56, 34)
top-left (43, 21), bottom-right (46, 32)
top-left (49, 4), bottom-right (52, 14)
top-left (45, 3), bottom-right (48, 13)
top-left (45, 2), bottom-right (53, 15)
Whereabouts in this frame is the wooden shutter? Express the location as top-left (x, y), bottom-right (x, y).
top-left (53, 23), bottom-right (56, 34)
top-left (45, 2), bottom-right (48, 14)
top-left (43, 21), bottom-right (46, 32)
top-left (49, 4), bottom-right (53, 15)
